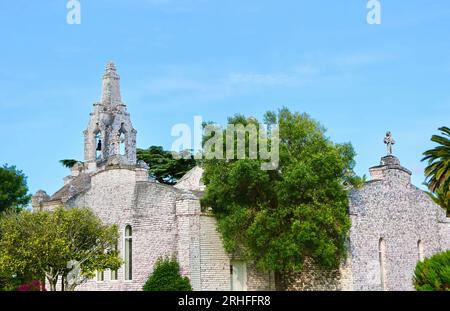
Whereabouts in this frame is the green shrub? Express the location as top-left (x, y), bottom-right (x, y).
top-left (143, 257), bottom-right (192, 291)
top-left (413, 250), bottom-right (450, 291)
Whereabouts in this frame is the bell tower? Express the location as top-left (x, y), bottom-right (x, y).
top-left (83, 62), bottom-right (137, 170)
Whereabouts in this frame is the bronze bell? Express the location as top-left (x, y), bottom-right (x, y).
top-left (96, 140), bottom-right (102, 151)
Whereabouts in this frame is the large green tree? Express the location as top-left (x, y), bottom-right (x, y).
top-left (137, 146), bottom-right (196, 185)
top-left (0, 164), bottom-right (31, 213)
top-left (0, 207), bottom-right (121, 291)
top-left (201, 108), bottom-right (359, 289)
top-left (422, 126), bottom-right (450, 215)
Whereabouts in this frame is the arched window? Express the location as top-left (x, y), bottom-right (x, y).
top-left (417, 240), bottom-right (424, 261)
top-left (95, 131), bottom-right (102, 160)
top-left (124, 225), bottom-right (132, 281)
top-left (379, 238), bottom-right (387, 291)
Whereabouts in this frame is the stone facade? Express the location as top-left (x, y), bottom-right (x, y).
top-left (32, 63), bottom-right (449, 291)
top-left (32, 63), bottom-right (272, 291)
top-left (347, 155), bottom-right (449, 291)
top-left (291, 155), bottom-right (450, 291)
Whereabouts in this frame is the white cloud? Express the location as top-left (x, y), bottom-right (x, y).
top-left (147, 78), bottom-right (206, 93)
top-left (227, 72), bottom-right (305, 88)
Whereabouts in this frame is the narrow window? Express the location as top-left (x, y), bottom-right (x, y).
top-left (418, 240), bottom-right (425, 261)
top-left (379, 238), bottom-right (386, 291)
top-left (111, 241), bottom-right (118, 281)
top-left (230, 260), bottom-right (247, 291)
top-left (124, 225), bottom-right (132, 281)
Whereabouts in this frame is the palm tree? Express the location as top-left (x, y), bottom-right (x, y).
top-left (422, 126), bottom-right (450, 212)
top-left (59, 159), bottom-right (82, 169)
top-left (426, 187), bottom-right (449, 216)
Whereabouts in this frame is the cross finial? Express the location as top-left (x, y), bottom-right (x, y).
top-left (383, 131), bottom-right (395, 155)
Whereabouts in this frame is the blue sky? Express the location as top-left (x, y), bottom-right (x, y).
top-left (0, 0), bottom-right (449, 196)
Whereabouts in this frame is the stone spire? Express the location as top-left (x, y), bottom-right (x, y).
top-left (101, 62), bottom-right (122, 105)
top-left (83, 62), bottom-right (137, 168)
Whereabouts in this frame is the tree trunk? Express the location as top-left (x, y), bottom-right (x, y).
top-left (46, 273), bottom-right (58, 291)
top-left (48, 279), bottom-right (57, 291)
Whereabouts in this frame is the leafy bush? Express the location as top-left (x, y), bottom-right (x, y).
top-left (143, 257), bottom-right (192, 291)
top-left (413, 250), bottom-right (450, 291)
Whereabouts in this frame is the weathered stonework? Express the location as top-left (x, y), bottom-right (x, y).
top-left (291, 155), bottom-right (449, 291)
top-left (32, 63), bottom-right (272, 291)
top-left (347, 155), bottom-right (449, 291)
top-left (286, 256), bottom-right (353, 291)
top-left (32, 64), bottom-right (449, 291)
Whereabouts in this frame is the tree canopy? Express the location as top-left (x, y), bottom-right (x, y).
top-left (0, 164), bottom-right (31, 213)
top-left (0, 207), bottom-right (121, 291)
top-left (137, 146), bottom-right (196, 185)
top-left (200, 108), bottom-right (359, 289)
top-left (422, 126), bottom-right (450, 215)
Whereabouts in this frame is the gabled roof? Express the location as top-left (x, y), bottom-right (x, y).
top-left (49, 173), bottom-right (92, 203)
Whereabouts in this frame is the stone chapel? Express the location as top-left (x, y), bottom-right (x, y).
top-left (32, 63), bottom-right (450, 291)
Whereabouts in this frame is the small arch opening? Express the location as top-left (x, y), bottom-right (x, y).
top-left (95, 130), bottom-right (102, 160)
top-left (118, 123), bottom-right (127, 156)
top-left (119, 132), bottom-right (126, 156)
top-left (418, 240), bottom-right (425, 261)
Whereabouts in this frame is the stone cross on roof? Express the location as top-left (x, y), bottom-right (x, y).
top-left (383, 131), bottom-right (395, 155)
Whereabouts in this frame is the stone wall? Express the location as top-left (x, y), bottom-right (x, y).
top-left (38, 158), bottom-right (449, 292)
top-left (285, 256), bottom-right (353, 291)
top-left (176, 193), bottom-right (202, 290)
top-left (43, 165), bottom-right (274, 291)
top-left (76, 167), bottom-right (179, 291)
top-left (246, 263), bottom-right (275, 291)
top-left (348, 158), bottom-right (447, 291)
top-left (199, 215), bottom-right (231, 290)
top-left (438, 218), bottom-right (450, 251)
top-left (198, 215), bottom-right (274, 291)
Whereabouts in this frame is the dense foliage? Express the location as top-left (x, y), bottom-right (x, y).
top-left (413, 250), bottom-right (450, 291)
top-left (422, 126), bottom-right (450, 215)
top-left (137, 146), bottom-right (196, 185)
top-left (0, 164), bottom-right (31, 213)
top-left (143, 257), bottom-right (192, 291)
top-left (201, 108), bottom-right (360, 288)
top-left (426, 187), bottom-right (449, 217)
top-left (0, 207), bottom-right (121, 291)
